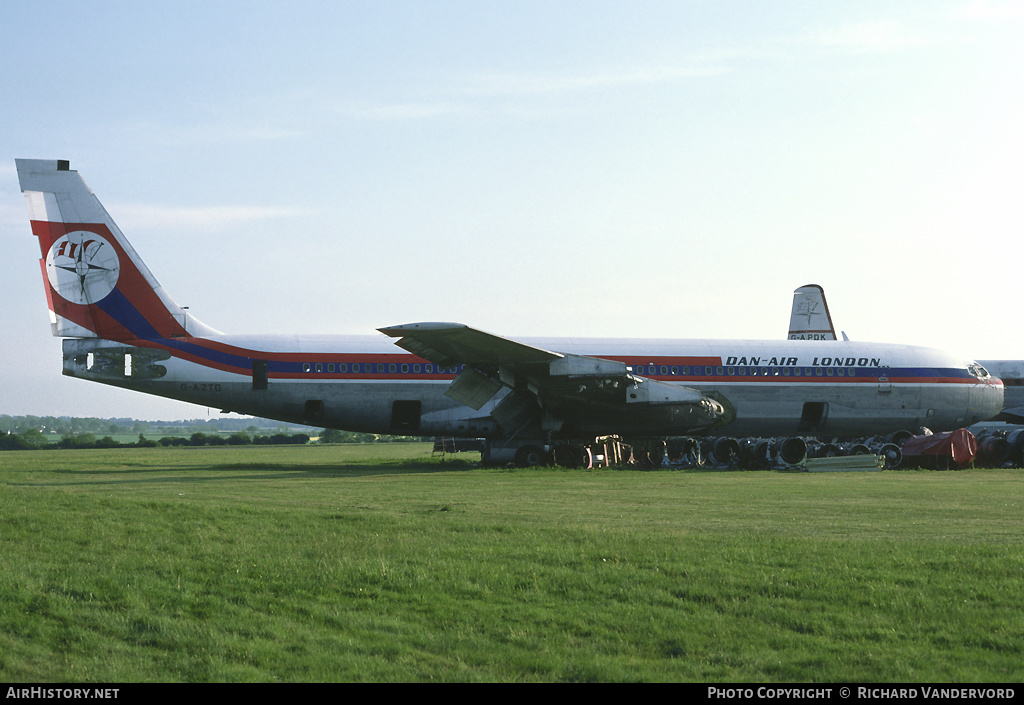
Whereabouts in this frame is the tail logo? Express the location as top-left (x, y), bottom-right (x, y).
top-left (45, 231), bottom-right (121, 305)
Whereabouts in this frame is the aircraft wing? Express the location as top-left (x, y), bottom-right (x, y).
top-left (379, 322), bottom-right (562, 370)
top-left (380, 322), bottom-right (731, 437)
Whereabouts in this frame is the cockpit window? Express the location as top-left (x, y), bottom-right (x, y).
top-left (967, 363), bottom-right (990, 379)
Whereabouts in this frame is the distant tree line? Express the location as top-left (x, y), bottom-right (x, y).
top-left (0, 415), bottom-right (428, 451)
top-left (0, 414), bottom-right (319, 436)
top-left (0, 430), bottom-right (312, 451)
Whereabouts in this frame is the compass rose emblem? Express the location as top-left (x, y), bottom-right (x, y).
top-left (45, 231), bottom-right (121, 305)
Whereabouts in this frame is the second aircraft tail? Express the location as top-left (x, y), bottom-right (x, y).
top-left (787, 284), bottom-right (837, 340)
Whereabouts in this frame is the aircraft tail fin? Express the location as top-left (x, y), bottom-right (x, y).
top-left (787, 284), bottom-right (837, 340)
top-left (16, 159), bottom-right (218, 341)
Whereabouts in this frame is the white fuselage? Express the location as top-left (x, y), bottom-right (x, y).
top-left (62, 333), bottom-right (1004, 440)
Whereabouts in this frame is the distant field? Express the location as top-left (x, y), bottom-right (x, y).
top-left (0, 443), bottom-right (1021, 682)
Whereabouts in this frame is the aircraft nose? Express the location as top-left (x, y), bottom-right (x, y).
top-left (983, 378), bottom-right (1006, 420)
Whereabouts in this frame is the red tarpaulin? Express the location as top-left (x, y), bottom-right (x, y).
top-left (900, 429), bottom-right (978, 468)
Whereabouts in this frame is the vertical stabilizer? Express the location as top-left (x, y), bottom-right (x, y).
top-left (787, 284), bottom-right (837, 340)
top-left (16, 159), bottom-right (217, 341)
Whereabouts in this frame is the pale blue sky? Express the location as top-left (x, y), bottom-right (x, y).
top-left (3, 0), bottom-right (1023, 419)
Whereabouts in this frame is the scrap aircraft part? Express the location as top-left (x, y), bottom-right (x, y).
top-left (667, 436), bottom-right (702, 465)
top-left (738, 438), bottom-right (774, 468)
top-left (773, 437), bottom-right (808, 466)
top-left (900, 429), bottom-right (979, 469)
top-left (551, 444), bottom-right (593, 469)
top-left (878, 443), bottom-right (903, 469)
top-left (1006, 428), bottom-right (1024, 466)
top-left (702, 437), bottom-right (740, 466)
top-left (806, 441), bottom-right (840, 458)
top-left (970, 425), bottom-right (1024, 468)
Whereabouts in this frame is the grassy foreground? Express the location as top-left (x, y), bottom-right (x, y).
top-left (0, 443), bottom-right (1021, 682)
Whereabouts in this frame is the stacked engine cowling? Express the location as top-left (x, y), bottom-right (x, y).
top-left (663, 430), bottom-right (914, 470)
top-left (665, 435), bottom-right (809, 469)
top-left (971, 426), bottom-right (1024, 467)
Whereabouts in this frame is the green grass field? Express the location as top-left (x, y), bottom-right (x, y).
top-left (1, 443), bottom-right (1021, 682)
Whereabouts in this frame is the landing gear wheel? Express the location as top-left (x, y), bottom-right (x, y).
top-left (552, 444), bottom-right (593, 468)
top-left (515, 445), bottom-right (546, 467)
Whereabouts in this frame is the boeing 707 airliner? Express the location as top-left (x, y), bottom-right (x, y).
top-left (17, 159), bottom-right (1003, 465)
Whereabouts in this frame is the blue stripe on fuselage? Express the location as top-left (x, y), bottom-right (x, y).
top-left (97, 290), bottom-right (254, 372)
